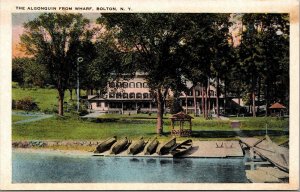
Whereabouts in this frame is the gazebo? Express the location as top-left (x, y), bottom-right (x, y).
top-left (269, 102), bottom-right (286, 117)
top-left (170, 112), bottom-right (193, 137)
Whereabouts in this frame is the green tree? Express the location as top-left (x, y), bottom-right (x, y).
top-left (98, 13), bottom-right (194, 134)
top-left (20, 13), bottom-right (93, 115)
top-left (239, 14), bottom-right (289, 116)
top-left (12, 57), bottom-right (50, 87)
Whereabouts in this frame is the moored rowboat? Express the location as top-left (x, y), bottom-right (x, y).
top-left (143, 137), bottom-right (159, 155)
top-left (127, 137), bottom-right (147, 155)
top-left (157, 137), bottom-right (176, 155)
top-left (110, 137), bottom-right (131, 155)
top-left (170, 139), bottom-right (193, 157)
top-left (94, 136), bottom-right (117, 153)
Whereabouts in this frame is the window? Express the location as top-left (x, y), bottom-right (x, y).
top-left (97, 102), bottom-right (101, 107)
top-left (109, 92), bottom-right (115, 98)
top-left (136, 82), bottom-right (142, 88)
top-left (136, 93), bottom-right (142, 99)
top-left (129, 82), bottom-right (135, 88)
top-left (123, 82), bottom-right (128, 88)
top-left (116, 92), bottom-right (122, 98)
top-left (210, 90), bottom-right (214, 96)
top-left (143, 93), bottom-right (149, 99)
top-left (123, 93), bottom-right (128, 98)
top-left (116, 82), bottom-right (122, 88)
top-left (196, 90), bottom-right (200, 96)
top-left (109, 82), bottom-right (115, 88)
top-left (105, 102), bottom-right (108, 107)
top-left (143, 82), bottom-right (149, 88)
top-left (129, 92), bottom-right (135, 99)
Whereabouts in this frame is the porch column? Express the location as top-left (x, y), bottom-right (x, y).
top-left (121, 102), bottom-right (124, 114)
top-left (150, 102), bottom-right (152, 112)
top-left (135, 102), bottom-right (138, 112)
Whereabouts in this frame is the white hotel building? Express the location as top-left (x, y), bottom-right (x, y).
top-left (87, 73), bottom-right (225, 114)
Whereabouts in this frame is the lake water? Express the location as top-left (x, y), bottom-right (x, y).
top-left (13, 151), bottom-right (248, 183)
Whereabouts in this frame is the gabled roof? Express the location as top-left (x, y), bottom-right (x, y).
top-left (269, 102), bottom-right (286, 109)
top-left (170, 111), bottom-right (194, 119)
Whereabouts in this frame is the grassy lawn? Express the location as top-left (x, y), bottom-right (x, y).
top-left (12, 85), bottom-right (289, 144)
top-left (12, 113), bottom-right (289, 143)
top-left (12, 84), bottom-right (85, 112)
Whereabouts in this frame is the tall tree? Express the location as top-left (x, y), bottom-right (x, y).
top-left (239, 14), bottom-right (289, 116)
top-left (98, 13), bottom-right (193, 134)
top-left (20, 13), bottom-right (93, 115)
top-left (181, 14), bottom-right (231, 119)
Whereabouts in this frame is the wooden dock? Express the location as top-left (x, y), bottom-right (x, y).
top-left (93, 140), bottom-right (244, 158)
top-left (246, 167), bottom-right (289, 183)
top-left (239, 136), bottom-right (289, 172)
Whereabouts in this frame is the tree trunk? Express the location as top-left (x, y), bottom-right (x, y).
top-left (265, 82), bottom-right (268, 117)
top-left (185, 92), bottom-right (188, 114)
top-left (224, 78), bottom-right (227, 116)
top-left (252, 75), bottom-right (256, 117)
top-left (58, 89), bottom-right (65, 116)
top-left (252, 91), bottom-right (256, 117)
top-left (202, 85), bottom-right (205, 118)
top-left (204, 86), bottom-right (208, 119)
top-left (207, 77), bottom-right (210, 117)
top-left (257, 77), bottom-right (261, 114)
top-left (156, 89), bottom-right (164, 134)
top-left (69, 89), bottom-right (72, 100)
top-left (193, 86), bottom-right (197, 116)
top-left (216, 76), bottom-right (220, 118)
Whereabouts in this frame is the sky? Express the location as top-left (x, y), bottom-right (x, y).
top-left (12, 13), bottom-right (242, 58)
top-left (12, 13), bottom-right (101, 57)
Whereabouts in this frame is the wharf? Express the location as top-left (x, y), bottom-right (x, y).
top-left (93, 140), bottom-right (244, 158)
top-left (246, 167), bottom-right (289, 183)
top-left (239, 136), bottom-right (289, 172)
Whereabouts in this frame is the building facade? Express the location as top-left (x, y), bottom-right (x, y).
top-left (88, 73), bottom-right (225, 114)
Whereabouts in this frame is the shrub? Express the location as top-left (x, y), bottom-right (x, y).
top-left (12, 99), bottom-right (16, 109)
top-left (15, 97), bottom-right (39, 111)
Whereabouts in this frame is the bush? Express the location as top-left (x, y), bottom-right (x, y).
top-left (15, 97), bottom-right (39, 111)
top-left (12, 99), bottom-right (16, 109)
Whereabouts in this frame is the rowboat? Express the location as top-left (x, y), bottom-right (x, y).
top-left (170, 139), bottom-right (193, 157)
top-left (110, 137), bottom-right (131, 155)
top-left (143, 137), bottom-right (159, 155)
top-left (127, 137), bottom-right (147, 155)
top-left (157, 137), bottom-right (176, 155)
top-left (94, 136), bottom-right (117, 153)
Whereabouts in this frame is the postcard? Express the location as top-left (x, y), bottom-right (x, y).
top-left (0, 0), bottom-right (299, 190)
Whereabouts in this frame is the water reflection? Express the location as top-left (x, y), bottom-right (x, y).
top-left (159, 159), bottom-right (173, 166)
top-left (13, 152), bottom-right (248, 183)
top-left (146, 158), bottom-right (157, 164)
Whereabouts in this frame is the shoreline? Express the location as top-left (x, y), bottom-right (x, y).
top-left (13, 140), bottom-right (244, 158)
top-left (13, 148), bottom-right (93, 156)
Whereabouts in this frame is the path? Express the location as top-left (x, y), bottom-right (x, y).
top-left (81, 111), bottom-right (105, 118)
top-left (13, 112), bottom-right (53, 124)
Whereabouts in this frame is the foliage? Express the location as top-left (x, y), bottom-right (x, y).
top-left (20, 13), bottom-right (94, 116)
top-left (14, 97), bottom-right (39, 111)
top-left (12, 57), bottom-right (50, 87)
top-left (166, 96), bottom-right (183, 114)
top-left (238, 14), bottom-right (289, 115)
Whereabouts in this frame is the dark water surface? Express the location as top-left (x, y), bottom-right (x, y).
top-left (13, 151), bottom-right (248, 183)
